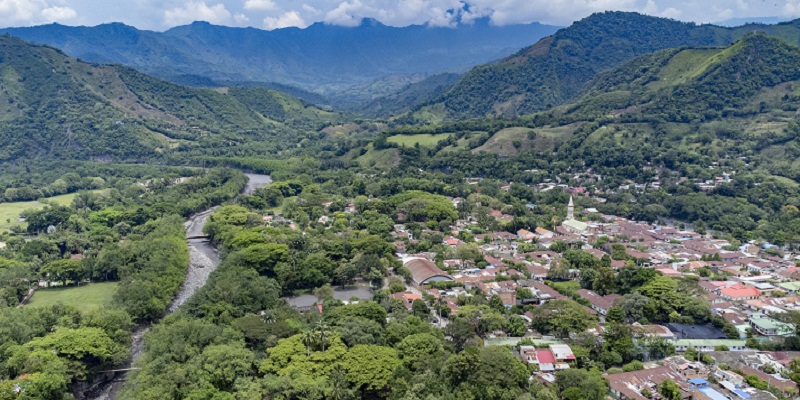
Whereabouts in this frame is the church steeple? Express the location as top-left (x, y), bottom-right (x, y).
top-left (567, 195), bottom-right (574, 221)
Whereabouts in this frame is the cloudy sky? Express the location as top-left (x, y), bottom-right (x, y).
top-left (0, 0), bottom-right (796, 30)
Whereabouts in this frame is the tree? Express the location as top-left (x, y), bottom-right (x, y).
top-left (333, 263), bottom-right (358, 287)
top-left (592, 267), bottom-right (617, 295)
top-left (338, 345), bottom-right (401, 394)
top-left (397, 333), bottom-right (444, 368)
top-left (606, 306), bottom-right (625, 323)
top-left (530, 299), bottom-right (597, 338)
top-left (411, 299), bottom-right (430, 319)
top-left (658, 379), bottom-right (682, 400)
top-left (623, 360), bottom-right (644, 372)
top-left (196, 343), bottom-right (255, 390)
top-left (40, 259), bottom-right (87, 286)
top-left (314, 320), bottom-right (332, 352)
top-left (555, 369), bottom-right (608, 400)
top-left (8, 327), bottom-right (123, 380)
top-left (444, 318), bottom-right (476, 352)
top-left (239, 243), bottom-right (289, 276)
top-left (507, 315), bottom-right (528, 337)
top-left (313, 284), bottom-right (335, 303)
top-left (335, 317), bottom-right (385, 347)
top-left (260, 333), bottom-right (348, 378)
top-left (302, 330), bottom-right (315, 357)
top-left (329, 302), bottom-right (388, 326)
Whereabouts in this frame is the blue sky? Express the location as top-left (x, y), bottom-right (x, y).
top-left (0, 0), bottom-right (795, 30)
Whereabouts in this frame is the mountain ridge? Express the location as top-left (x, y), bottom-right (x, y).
top-left (0, 36), bottom-right (338, 162)
top-left (417, 12), bottom-right (800, 121)
top-left (0, 19), bottom-right (560, 102)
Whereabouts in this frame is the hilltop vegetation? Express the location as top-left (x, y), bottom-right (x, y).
top-left (0, 36), bottom-right (340, 161)
top-left (415, 12), bottom-right (800, 121)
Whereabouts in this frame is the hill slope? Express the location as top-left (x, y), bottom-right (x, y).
top-left (371, 35), bottom-right (800, 183)
top-left (0, 19), bottom-right (559, 99)
top-left (426, 12), bottom-right (800, 120)
top-left (0, 36), bottom-right (337, 161)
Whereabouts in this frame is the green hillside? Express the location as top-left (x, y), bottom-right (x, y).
top-left (418, 12), bottom-right (800, 121)
top-left (0, 36), bottom-right (339, 161)
top-left (368, 35), bottom-right (800, 189)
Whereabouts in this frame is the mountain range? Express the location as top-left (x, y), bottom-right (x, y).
top-left (0, 36), bottom-right (338, 162)
top-left (0, 19), bottom-right (559, 104)
top-left (372, 33), bottom-right (800, 185)
top-left (414, 12), bottom-right (800, 121)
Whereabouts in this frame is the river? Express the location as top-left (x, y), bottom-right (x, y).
top-left (85, 173), bottom-right (271, 400)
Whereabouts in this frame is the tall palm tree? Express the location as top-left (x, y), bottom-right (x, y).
top-left (314, 320), bottom-right (332, 352)
top-left (301, 330), bottom-right (315, 357)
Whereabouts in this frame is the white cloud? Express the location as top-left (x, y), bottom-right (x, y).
top-left (233, 12), bottom-right (249, 23)
top-left (301, 3), bottom-right (320, 15)
top-left (324, 0), bottom-right (365, 27)
top-left (0, 0), bottom-right (795, 30)
top-left (243, 0), bottom-right (275, 11)
top-left (41, 5), bottom-right (77, 21)
top-left (0, 0), bottom-right (80, 25)
top-left (164, 1), bottom-right (232, 25)
top-left (263, 10), bottom-right (307, 29)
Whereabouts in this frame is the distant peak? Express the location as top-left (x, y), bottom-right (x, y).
top-left (359, 18), bottom-right (385, 28)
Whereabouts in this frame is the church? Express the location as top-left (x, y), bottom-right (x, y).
top-left (561, 196), bottom-right (588, 234)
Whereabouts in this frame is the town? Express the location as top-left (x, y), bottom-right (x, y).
top-left (277, 178), bottom-right (800, 400)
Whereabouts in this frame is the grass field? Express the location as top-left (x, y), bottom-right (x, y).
top-left (356, 146), bottom-right (401, 169)
top-left (550, 280), bottom-right (581, 295)
top-left (0, 192), bottom-right (78, 232)
top-left (27, 282), bottom-right (118, 313)
top-left (387, 133), bottom-right (451, 147)
top-left (472, 127), bottom-right (534, 156)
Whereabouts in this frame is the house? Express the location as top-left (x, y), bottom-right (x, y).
top-left (778, 281), bottom-right (800, 295)
top-left (719, 285), bottom-right (762, 302)
top-left (673, 339), bottom-right (747, 352)
top-left (517, 229), bottom-right (536, 241)
top-left (526, 264), bottom-right (548, 280)
top-left (739, 365), bottom-right (798, 392)
top-left (630, 323), bottom-right (677, 340)
top-left (484, 256), bottom-right (508, 269)
top-left (403, 258), bottom-right (454, 286)
top-left (549, 344), bottom-right (575, 362)
top-left (390, 292), bottom-right (424, 310)
top-left (748, 315), bottom-right (795, 336)
top-left (605, 366), bottom-right (689, 400)
top-left (535, 227), bottom-right (555, 238)
top-left (576, 289), bottom-right (620, 315)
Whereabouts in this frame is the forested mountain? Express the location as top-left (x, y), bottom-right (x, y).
top-left (0, 36), bottom-right (338, 161)
top-left (422, 12), bottom-right (800, 120)
top-left (359, 34), bottom-right (800, 243)
top-left (0, 18), bottom-right (559, 102)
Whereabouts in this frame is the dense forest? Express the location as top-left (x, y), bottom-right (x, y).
top-left (0, 168), bottom-right (246, 398)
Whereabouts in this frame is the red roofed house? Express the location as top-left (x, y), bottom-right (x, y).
top-left (390, 292), bottom-right (424, 310)
top-left (719, 284), bottom-right (762, 302)
top-left (535, 227), bottom-right (555, 238)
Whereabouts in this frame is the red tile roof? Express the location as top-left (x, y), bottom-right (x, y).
top-left (720, 285), bottom-right (761, 299)
top-left (535, 350), bottom-right (556, 364)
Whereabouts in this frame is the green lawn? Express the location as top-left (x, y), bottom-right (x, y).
top-left (27, 282), bottom-right (118, 313)
top-left (0, 192), bottom-right (79, 232)
top-left (550, 280), bottom-right (581, 294)
top-left (387, 133), bottom-right (451, 147)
